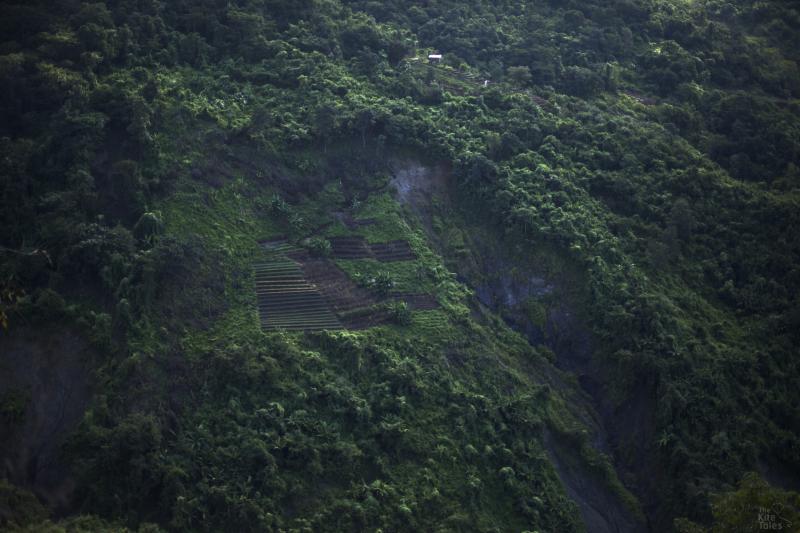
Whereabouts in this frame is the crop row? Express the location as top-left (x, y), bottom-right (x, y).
top-left (254, 260), bottom-right (342, 331)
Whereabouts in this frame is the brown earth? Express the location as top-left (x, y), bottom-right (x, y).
top-left (286, 249), bottom-right (437, 329)
top-left (325, 236), bottom-right (416, 262)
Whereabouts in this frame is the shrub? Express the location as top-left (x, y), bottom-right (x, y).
top-left (388, 301), bottom-right (411, 325)
top-left (303, 236), bottom-right (331, 257)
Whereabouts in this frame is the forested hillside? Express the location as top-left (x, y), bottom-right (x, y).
top-left (1, 0), bottom-right (799, 531)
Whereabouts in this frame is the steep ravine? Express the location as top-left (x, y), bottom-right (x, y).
top-left (463, 236), bottom-right (660, 533)
top-left (389, 158), bottom-right (651, 533)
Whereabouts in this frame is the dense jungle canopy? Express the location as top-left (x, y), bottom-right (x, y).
top-left (1, 0), bottom-right (799, 531)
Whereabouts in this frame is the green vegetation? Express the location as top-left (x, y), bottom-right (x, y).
top-left (676, 473), bottom-right (800, 533)
top-left (1, 0), bottom-right (799, 531)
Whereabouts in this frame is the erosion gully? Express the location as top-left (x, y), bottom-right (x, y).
top-left (388, 158), bottom-right (654, 533)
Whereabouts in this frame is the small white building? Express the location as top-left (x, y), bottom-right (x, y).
top-left (428, 54), bottom-right (442, 63)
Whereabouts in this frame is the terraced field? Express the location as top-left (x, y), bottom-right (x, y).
top-left (289, 250), bottom-right (375, 314)
top-left (411, 310), bottom-right (450, 334)
top-left (254, 258), bottom-right (342, 331)
top-left (333, 212), bottom-right (378, 230)
top-left (327, 236), bottom-right (416, 261)
top-left (258, 237), bottom-right (299, 255)
top-left (370, 240), bottom-right (415, 262)
top-left (256, 236), bottom-right (434, 332)
top-left (392, 293), bottom-right (438, 310)
top-left (328, 236), bottom-right (373, 259)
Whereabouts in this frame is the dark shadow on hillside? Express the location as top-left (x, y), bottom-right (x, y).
top-left (0, 328), bottom-right (92, 516)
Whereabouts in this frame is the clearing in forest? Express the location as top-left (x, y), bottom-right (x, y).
top-left (255, 237), bottom-right (436, 331)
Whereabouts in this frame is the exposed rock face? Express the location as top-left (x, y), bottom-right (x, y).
top-left (389, 158), bottom-right (451, 241)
